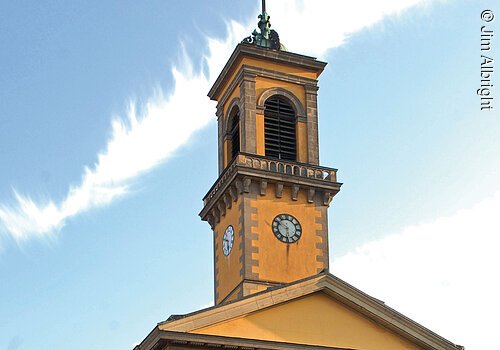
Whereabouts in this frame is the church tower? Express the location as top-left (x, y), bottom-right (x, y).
top-left (200, 3), bottom-right (342, 305)
top-left (135, 5), bottom-right (463, 349)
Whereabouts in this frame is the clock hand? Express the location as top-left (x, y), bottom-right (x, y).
top-left (279, 222), bottom-right (290, 236)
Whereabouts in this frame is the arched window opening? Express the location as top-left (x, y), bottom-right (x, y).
top-left (229, 109), bottom-right (240, 161)
top-left (264, 96), bottom-right (296, 161)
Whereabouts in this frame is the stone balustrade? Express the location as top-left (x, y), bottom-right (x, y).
top-left (203, 153), bottom-right (338, 206)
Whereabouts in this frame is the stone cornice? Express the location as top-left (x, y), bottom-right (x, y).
top-left (136, 328), bottom-right (350, 350)
top-left (209, 44), bottom-right (326, 101)
top-left (243, 64), bottom-right (318, 87)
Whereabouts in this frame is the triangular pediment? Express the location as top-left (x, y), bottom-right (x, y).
top-left (193, 291), bottom-right (422, 350)
top-left (158, 273), bottom-right (460, 350)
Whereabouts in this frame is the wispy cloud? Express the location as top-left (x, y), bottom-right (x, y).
top-left (333, 191), bottom-right (500, 349)
top-left (0, 20), bottom-right (249, 242)
top-left (0, 0), bottom-right (432, 241)
top-left (267, 0), bottom-right (428, 58)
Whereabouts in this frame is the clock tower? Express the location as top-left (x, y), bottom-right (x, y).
top-left (200, 4), bottom-right (342, 305)
top-left (135, 5), bottom-right (463, 350)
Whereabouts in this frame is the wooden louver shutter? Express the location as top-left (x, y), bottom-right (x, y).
top-left (264, 97), bottom-right (296, 161)
top-left (230, 110), bottom-right (240, 160)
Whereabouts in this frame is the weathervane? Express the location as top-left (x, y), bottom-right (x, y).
top-left (242, 0), bottom-right (283, 50)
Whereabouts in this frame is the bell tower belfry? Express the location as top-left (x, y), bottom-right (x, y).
top-left (200, 4), bottom-right (342, 305)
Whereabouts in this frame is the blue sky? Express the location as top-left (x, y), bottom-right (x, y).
top-left (0, 1), bottom-right (499, 349)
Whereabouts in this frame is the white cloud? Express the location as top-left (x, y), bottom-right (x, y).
top-left (267, 0), bottom-right (429, 58)
top-left (333, 191), bottom-right (500, 349)
top-left (0, 0), bottom-right (433, 241)
top-left (0, 20), bottom-right (249, 242)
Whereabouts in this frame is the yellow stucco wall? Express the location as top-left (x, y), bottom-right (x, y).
top-left (250, 185), bottom-right (325, 283)
top-left (223, 285), bottom-right (243, 304)
top-left (214, 196), bottom-right (243, 304)
top-left (193, 292), bottom-right (421, 350)
top-left (256, 112), bottom-right (265, 156)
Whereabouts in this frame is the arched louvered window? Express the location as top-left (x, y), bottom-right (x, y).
top-left (264, 96), bottom-right (296, 161)
top-left (228, 109), bottom-right (240, 160)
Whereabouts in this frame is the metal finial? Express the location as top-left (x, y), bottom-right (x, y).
top-left (241, 0), bottom-right (283, 50)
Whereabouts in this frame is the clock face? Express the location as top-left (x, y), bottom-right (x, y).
top-left (272, 214), bottom-right (302, 243)
top-left (222, 225), bottom-right (234, 256)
